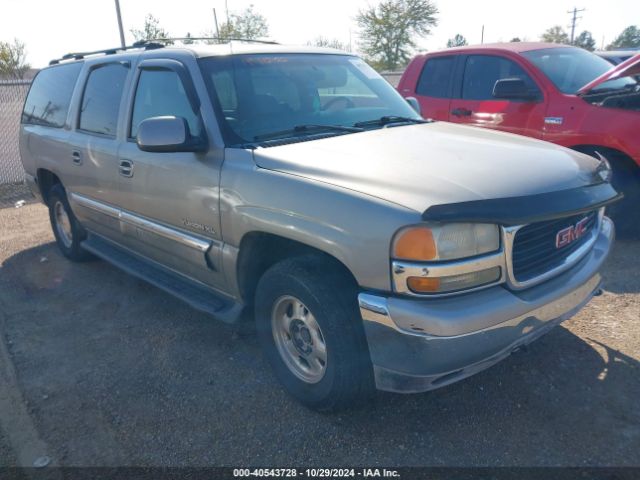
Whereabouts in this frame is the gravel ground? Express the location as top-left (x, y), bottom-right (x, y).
top-left (0, 203), bottom-right (638, 467)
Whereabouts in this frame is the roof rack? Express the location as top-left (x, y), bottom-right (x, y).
top-left (138, 37), bottom-right (280, 45)
top-left (48, 37), bottom-right (280, 65)
top-left (49, 42), bottom-right (164, 65)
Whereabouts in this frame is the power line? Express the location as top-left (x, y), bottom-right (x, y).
top-left (567, 7), bottom-right (585, 44)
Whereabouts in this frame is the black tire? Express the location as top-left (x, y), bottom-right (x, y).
top-left (577, 148), bottom-right (640, 240)
top-left (255, 254), bottom-right (375, 411)
top-left (48, 183), bottom-right (93, 261)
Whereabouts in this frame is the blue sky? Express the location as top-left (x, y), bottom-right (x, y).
top-left (2, 0), bottom-right (638, 67)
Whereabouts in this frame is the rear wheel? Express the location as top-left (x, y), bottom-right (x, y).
top-left (48, 184), bottom-right (93, 261)
top-left (255, 255), bottom-right (374, 411)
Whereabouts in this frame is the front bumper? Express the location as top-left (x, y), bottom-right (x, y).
top-left (359, 216), bottom-right (614, 393)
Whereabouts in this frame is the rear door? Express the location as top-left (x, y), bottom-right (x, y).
top-left (449, 54), bottom-right (546, 138)
top-left (411, 55), bottom-right (456, 121)
top-left (65, 61), bottom-right (131, 241)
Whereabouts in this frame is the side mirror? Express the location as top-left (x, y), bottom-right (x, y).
top-left (405, 96), bottom-right (422, 115)
top-left (493, 78), bottom-right (537, 101)
top-left (136, 116), bottom-right (207, 153)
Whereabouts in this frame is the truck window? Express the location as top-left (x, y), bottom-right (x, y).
top-left (21, 62), bottom-right (83, 128)
top-left (130, 69), bottom-right (201, 138)
top-left (416, 56), bottom-right (455, 98)
top-left (462, 55), bottom-right (539, 100)
top-left (79, 63), bottom-right (129, 136)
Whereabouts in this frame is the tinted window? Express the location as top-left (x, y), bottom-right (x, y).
top-left (131, 69), bottom-right (201, 138)
top-left (21, 62), bottom-right (82, 128)
top-left (462, 55), bottom-right (539, 100)
top-left (416, 56), bottom-right (455, 98)
top-left (79, 63), bottom-right (128, 135)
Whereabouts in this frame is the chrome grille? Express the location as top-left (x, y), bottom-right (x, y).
top-left (511, 211), bottom-right (598, 283)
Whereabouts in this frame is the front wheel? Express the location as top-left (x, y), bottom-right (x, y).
top-left (255, 255), bottom-right (374, 411)
top-left (575, 148), bottom-right (640, 239)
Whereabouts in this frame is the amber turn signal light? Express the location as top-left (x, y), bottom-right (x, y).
top-left (407, 276), bottom-right (441, 293)
top-left (392, 227), bottom-right (437, 261)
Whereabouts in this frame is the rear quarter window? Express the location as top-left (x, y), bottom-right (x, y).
top-left (21, 62), bottom-right (83, 128)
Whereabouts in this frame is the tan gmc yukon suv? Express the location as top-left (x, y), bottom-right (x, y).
top-left (20, 40), bottom-right (619, 410)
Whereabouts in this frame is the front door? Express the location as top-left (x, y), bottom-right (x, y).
top-left (116, 59), bottom-right (226, 290)
top-left (449, 54), bottom-right (546, 138)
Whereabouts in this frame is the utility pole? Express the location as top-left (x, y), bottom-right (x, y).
top-left (567, 7), bottom-right (585, 44)
top-left (213, 8), bottom-right (220, 38)
top-left (114, 0), bottom-right (126, 48)
top-left (481, 25), bottom-right (485, 44)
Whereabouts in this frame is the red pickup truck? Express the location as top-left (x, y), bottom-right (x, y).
top-left (398, 43), bottom-right (640, 236)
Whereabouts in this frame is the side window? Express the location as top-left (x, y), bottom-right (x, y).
top-left (79, 63), bottom-right (128, 136)
top-left (131, 69), bottom-right (201, 138)
top-left (462, 55), bottom-right (540, 100)
top-left (416, 56), bottom-right (455, 98)
top-left (22, 62), bottom-right (83, 128)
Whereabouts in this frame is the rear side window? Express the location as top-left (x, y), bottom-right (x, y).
top-left (130, 69), bottom-right (201, 138)
top-left (416, 56), bottom-right (455, 98)
top-left (79, 63), bottom-right (129, 136)
top-left (21, 62), bottom-right (82, 128)
top-left (462, 55), bottom-right (539, 100)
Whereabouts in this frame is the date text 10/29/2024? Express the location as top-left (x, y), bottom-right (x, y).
top-left (233, 469), bottom-right (400, 478)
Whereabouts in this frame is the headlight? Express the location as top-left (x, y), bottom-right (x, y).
top-left (392, 223), bottom-right (500, 261)
top-left (392, 223), bottom-right (503, 295)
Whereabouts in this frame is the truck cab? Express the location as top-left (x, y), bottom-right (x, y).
top-left (399, 43), bottom-right (640, 236)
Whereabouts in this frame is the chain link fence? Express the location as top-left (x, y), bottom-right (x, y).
top-left (0, 80), bottom-right (33, 208)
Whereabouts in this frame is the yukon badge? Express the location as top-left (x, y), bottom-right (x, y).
top-left (556, 216), bottom-right (590, 248)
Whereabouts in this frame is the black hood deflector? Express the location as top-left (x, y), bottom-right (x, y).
top-left (422, 182), bottom-right (622, 226)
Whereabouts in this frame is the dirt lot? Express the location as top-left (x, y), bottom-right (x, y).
top-left (0, 202), bottom-right (639, 467)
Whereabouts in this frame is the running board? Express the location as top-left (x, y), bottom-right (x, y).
top-left (81, 234), bottom-right (243, 323)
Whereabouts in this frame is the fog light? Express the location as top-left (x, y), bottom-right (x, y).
top-left (407, 267), bottom-right (501, 294)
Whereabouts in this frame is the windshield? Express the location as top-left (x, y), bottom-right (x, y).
top-left (523, 47), bottom-right (637, 94)
top-left (198, 54), bottom-right (421, 146)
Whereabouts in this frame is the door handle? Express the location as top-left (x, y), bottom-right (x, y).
top-left (71, 150), bottom-right (82, 165)
top-left (451, 107), bottom-right (473, 117)
top-left (119, 159), bottom-right (134, 178)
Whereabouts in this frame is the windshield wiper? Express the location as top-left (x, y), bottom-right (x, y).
top-left (254, 124), bottom-right (363, 142)
top-left (353, 116), bottom-right (429, 128)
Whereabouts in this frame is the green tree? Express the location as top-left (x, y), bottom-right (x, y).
top-left (606, 25), bottom-right (640, 50)
top-left (357, 0), bottom-right (438, 71)
top-left (307, 36), bottom-right (349, 51)
top-left (541, 25), bottom-right (569, 44)
top-left (0, 38), bottom-right (30, 80)
top-left (217, 5), bottom-right (269, 41)
top-left (130, 14), bottom-right (172, 43)
top-left (574, 30), bottom-right (596, 51)
top-left (446, 34), bottom-right (468, 48)
top-left (510, 37), bottom-right (522, 42)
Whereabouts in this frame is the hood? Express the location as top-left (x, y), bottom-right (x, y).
top-left (578, 53), bottom-right (640, 95)
top-left (252, 122), bottom-right (603, 213)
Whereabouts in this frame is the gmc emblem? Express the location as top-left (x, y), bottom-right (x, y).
top-left (556, 216), bottom-right (591, 248)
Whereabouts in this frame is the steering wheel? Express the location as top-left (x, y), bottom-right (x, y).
top-left (322, 96), bottom-right (356, 111)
